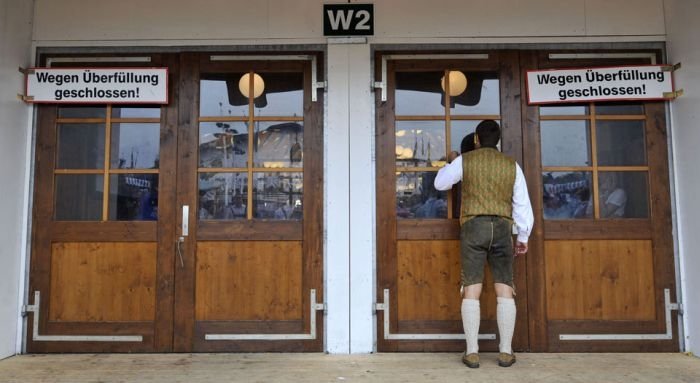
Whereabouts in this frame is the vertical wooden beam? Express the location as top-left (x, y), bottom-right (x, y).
top-left (153, 53), bottom-right (179, 352)
top-left (645, 101), bottom-right (679, 348)
top-left (519, 50), bottom-right (549, 352)
top-left (375, 57), bottom-right (398, 351)
top-left (173, 52), bottom-right (199, 352)
top-left (302, 55), bottom-right (325, 351)
top-left (499, 50), bottom-right (530, 351)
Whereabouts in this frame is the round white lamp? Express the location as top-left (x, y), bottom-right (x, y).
top-left (441, 70), bottom-right (467, 96)
top-left (239, 73), bottom-right (265, 98)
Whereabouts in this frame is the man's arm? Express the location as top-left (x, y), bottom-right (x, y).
top-left (434, 154), bottom-right (463, 191)
top-left (512, 163), bottom-right (534, 253)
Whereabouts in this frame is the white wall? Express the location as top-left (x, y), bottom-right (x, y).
top-left (32, 0), bottom-right (665, 43)
top-left (0, 0), bottom-right (34, 359)
top-left (665, 0), bottom-right (700, 355)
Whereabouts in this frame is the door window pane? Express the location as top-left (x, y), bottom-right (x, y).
top-left (253, 72), bottom-right (303, 117)
top-left (596, 120), bottom-right (647, 166)
top-left (58, 106), bottom-right (106, 119)
top-left (396, 172), bottom-right (447, 219)
top-left (109, 174), bottom-right (158, 221)
top-left (451, 77), bottom-right (500, 116)
top-left (253, 122), bottom-right (303, 168)
top-left (110, 123), bottom-right (160, 169)
top-left (198, 173), bottom-right (248, 220)
top-left (199, 122), bottom-right (249, 168)
top-left (395, 71), bottom-right (446, 116)
top-left (540, 104), bottom-right (589, 116)
top-left (541, 121), bottom-right (591, 167)
top-left (395, 121), bottom-right (446, 168)
top-left (112, 106), bottom-right (161, 119)
top-left (253, 173), bottom-right (303, 220)
top-left (200, 75), bottom-right (250, 118)
top-left (55, 174), bottom-right (103, 221)
top-left (599, 172), bottom-right (649, 219)
top-left (542, 172), bottom-right (593, 220)
top-left (56, 124), bottom-right (105, 169)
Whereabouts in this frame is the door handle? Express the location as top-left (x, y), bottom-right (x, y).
top-left (176, 237), bottom-right (185, 268)
top-left (182, 205), bottom-right (189, 237)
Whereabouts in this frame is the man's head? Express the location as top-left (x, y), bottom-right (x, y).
top-left (475, 120), bottom-right (501, 148)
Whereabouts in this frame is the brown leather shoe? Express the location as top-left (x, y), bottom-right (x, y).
top-left (497, 352), bottom-right (516, 367)
top-left (462, 352), bottom-right (480, 368)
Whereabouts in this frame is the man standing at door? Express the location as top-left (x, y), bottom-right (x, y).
top-left (434, 120), bottom-right (533, 368)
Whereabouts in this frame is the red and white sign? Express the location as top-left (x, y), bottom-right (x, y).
top-left (25, 67), bottom-right (168, 104)
top-left (526, 65), bottom-right (674, 104)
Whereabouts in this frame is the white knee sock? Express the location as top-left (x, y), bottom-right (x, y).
top-left (497, 297), bottom-right (516, 354)
top-left (461, 299), bottom-right (480, 354)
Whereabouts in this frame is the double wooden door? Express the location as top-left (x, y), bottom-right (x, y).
top-left (27, 52), bottom-right (324, 353)
top-left (375, 50), bottom-right (679, 352)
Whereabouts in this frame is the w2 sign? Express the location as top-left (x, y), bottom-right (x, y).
top-left (323, 4), bottom-right (373, 36)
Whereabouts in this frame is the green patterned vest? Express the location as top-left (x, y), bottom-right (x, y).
top-left (460, 148), bottom-right (516, 225)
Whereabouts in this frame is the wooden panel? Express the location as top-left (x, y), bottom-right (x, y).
top-left (197, 221), bottom-right (302, 241)
top-left (545, 239), bottom-right (655, 320)
top-left (396, 240), bottom-right (496, 321)
top-left (195, 241), bottom-right (303, 321)
top-left (51, 222), bottom-right (157, 242)
top-left (49, 242), bottom-right (157, 322)
top-left (397, 220), bottom-right (460, 240)
top-left (544, 220), bottom-right (652, 240)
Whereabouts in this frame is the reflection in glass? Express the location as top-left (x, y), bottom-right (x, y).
top-left (253, 72), bottom-right (303, 117)
top-left (110, 123), bottom-right (160, 169)
top-left (198, 172), bottom-right (248, 220)
top-left (254, 122), bottom-right (303, 168)
top-left (395, 121), bottom-right (446, 167)
top-left (55, 174), bottom-right (103, 221)
top-left (200, 75), bottom-right (250, 118)
top-left (596, 120), bottom-right (647, 166)
top-left (396, 172), bottom-right (447, 219)
top-left (542, 172), bottom-right (592, 220)
top-left (599, 172), bottom-right (649, 219)
top-left (253, 173), bottom-right (303, 220)
top-left (112, 106), bottom-right (161, 119)
top-left (539, 104), bottom-right (589, 116)
top-left (199, 122), bottom-right (248, 168)
top-left (395, 71), bottom-right (446, 116)
top-left (56, 124), bottom-right (105, 169)
top-left (451, 120), bottom-right (493, 153)
top-left (451, 77), bottom-right (500, 116)
top-left (541, 121), bottom-right (591, 167)
top-left (58, 106), bottom-right (106, 119)
top-left (109, 174), bottom-right (158, 221)
top-left (596, 103), bottom-right (644, 115)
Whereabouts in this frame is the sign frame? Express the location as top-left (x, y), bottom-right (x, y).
top-left (24, 67), bottom-right (169, 105)
top-left (526, 64), bottom-right (676, 105)
top-left (323, 3), bottom-right (374, 37)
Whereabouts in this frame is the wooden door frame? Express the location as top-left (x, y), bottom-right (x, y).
top-left (374, 50), bottom-right (528, 352)
top-left (26, 53), bottom-right (178, 353)
top-left (173, 52), bottom-right (325, 352)
top-left (523, 49), bottom-right (679, 352)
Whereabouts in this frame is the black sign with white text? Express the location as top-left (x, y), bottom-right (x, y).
top-left (323, 4), bottom-right (374, 36)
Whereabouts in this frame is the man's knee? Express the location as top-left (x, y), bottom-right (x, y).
top-left (462, 283), bottom-right (483, 299)
top-left (494, 282), bottom-right (514, 298)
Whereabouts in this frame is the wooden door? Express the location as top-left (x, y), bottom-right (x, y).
top-left (375, 51), bottom-right (529, 352)
top-left (27, 54), bottom-right (178, 352)
top-left (522, 51), bottom-right (679, 352)
top-left (27, 52), bottom-right (324, 353)
top-left (172, 53), bottom-right (324, 352)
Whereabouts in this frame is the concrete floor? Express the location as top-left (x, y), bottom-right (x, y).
top-left (1, 353), bottom-right (699, 383)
